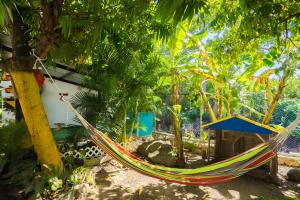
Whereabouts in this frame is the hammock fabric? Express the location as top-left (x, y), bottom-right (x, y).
top-left (62, 101), bottom-right (289, 186)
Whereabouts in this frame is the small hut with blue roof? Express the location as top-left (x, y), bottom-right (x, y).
top-left (203, 114), bottom-right (279, 179)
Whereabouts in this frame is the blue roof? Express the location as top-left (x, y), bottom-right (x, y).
top-left (202, 115), bottom-right (278, 135)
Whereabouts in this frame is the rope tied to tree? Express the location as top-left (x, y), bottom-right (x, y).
top-left (32, 49), bottom-right (66, 101)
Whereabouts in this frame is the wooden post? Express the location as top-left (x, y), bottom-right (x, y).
top-left (269, 133), bottom-right (279, 183)
top-left (208, 130), bottom-right (211, 163)
top-left (214, 130), bottom-right (222, 161)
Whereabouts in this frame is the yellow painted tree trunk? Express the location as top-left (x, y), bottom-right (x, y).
top-left (11, 71), bottom-right (63, 171)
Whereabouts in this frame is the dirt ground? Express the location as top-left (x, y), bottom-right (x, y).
top-left (58, 161), bottom-right (300, 200)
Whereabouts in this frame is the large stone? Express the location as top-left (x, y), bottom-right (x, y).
top-left (278, 155), bottom-right (300, 167)
top-left (137, 140), bottom-right (177, 167)
top-left (287, 168), bottom-right (300, 182)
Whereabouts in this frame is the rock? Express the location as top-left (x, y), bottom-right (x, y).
top-left (278, 155), bottom-right (300, 167)
top-left (287, 168), bottom-right (300, 182)
top-left (137, 140), bottom-right (177, 167)
top-left (84, 157), bottom-right (101, 167)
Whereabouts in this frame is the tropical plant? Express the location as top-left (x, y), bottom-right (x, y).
top-left (0, 0), bottom-right (207, 170)
top-left (0, 120), bottom-right (32, 160)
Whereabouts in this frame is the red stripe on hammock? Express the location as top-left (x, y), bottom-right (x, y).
top-left (91, 138), bottom-right (238, 185)
top-left (242, 151), bottom-right (275, 170)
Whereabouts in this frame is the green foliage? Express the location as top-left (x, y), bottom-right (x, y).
top-left (256, 196), bottom-right (300, 200)
top-left (184, 131), bottom-right (198, 153)
top-left (184, 141), bottom-right (198, 153)
top-left (284, 78), bottom-right (300, 99)
top-left (0, 120), bottom-right (31, 160)
top-left (271, 99), bottom-right (300, 139)
top-left (48, 176), bottom-right (63, 191)
top-left (64, 126), bottom-right (89, 147)
top-left (68, 166), bottom-right (94, 186)
top-left (157, 0), bottom-right (207, 24)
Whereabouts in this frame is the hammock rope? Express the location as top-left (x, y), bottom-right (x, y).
top-left (34, 54), bottom-right (300, 185)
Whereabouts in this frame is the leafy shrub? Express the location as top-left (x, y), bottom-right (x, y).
top-left (271, 99), bottom-right (300, 139)
top-left (184, 142), bottom-right (198, 153)
top-left (184, 131), bottom-right (198, 153)
top-left (68, 166), bottom-right (94, 186)
top-left (0, 120), bottom-right (32, 160)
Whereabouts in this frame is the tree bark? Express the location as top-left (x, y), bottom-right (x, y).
top-left (121, 107), bottom-right (127, 143)
top-left (129, 99), bottom-right (139, 138)
top-left (226, 86), bottom-right (231, 117)
top-left (199, 85), bottom-right (217, 122)
top-left (171, 71), bottom-right (185, 166)
top-left (262, 76), bottom-right (287, 183)
top-left (264, 79), bottom-right (273, 108)
top-left (262, 77), bottom-right (287, 125)
top-left (217, 88), bottom-right (223, 119)
top-left (11, 72), bottom-right (63, 171)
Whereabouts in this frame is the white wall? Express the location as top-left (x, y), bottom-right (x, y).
top-left (41, 78), bottom-right (84, 128)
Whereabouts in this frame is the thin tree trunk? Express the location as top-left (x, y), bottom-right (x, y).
top-left (263, 77), bottom-right (287, 183)
top-left (172, 71), bottom-right (185, 166)
top-left (187, 33), bottom-right (217, 74)
top-left (227, 86), bottom-right (231, 117)
top-left (199, 85), bottom-right (217, 122)
top-left (136, 112), bottom-right (140, 137)
top-left (262, 77), bottom-right (287, 124)
top-left (217, 88), bottom-right (223, 119)
top-left (122, 107), bottom-right (127, 143)
top-left (129, 99), bottom-right (139, 137)
top-left (264, 79), bottom-right (273, 108)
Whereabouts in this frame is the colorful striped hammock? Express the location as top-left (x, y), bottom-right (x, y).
top-left (63, 101), bottom-right (300, 185)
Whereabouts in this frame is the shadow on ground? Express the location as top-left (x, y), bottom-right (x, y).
top-left (91, 163), bottom-right (300, 200)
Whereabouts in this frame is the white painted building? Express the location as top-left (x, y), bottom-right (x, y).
top-left (41, 78), bottom-right (82, 127)
top-left (0, 33), bottom-right (87, 128)
top-left (1, 66), bottom-right (86, 128)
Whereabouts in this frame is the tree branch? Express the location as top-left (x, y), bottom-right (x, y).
top-left (35, 0), bottom-right (64, 58)
top-left (282, 12), bottom-right (300, 22)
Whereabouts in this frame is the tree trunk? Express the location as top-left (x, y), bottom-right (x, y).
top-left (121, 108), bottom-right (127, 143)
top-left (171, 71), bottom-right (185, 166)
top-left (217, 88), bottom-right (223, 119)
top-left (11, 71), bottom-right (63, 171)
top-left (199, 85), bottom-right (217, 122)
top-left (136, 112), bottom-right (140, 137)
top-left (263, 76), bottom-right (287, 184)
top-left (227, 87), bottom-right (231, 117)
top-left (262, 77), bottom-right (287, 125)
top-left (8, 6), bottom-right (63, 171)
top-left (264, 79), bottom-right (272, 108)
top-left (129, 99), bottom-right (139, 138)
